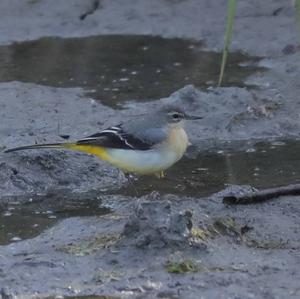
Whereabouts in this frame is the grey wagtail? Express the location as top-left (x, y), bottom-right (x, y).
top-left (5, 105), bottom-right (202, 178)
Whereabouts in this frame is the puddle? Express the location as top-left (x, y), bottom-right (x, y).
top-left (0, 35), bottom-right (263, 107)
top-left (0, 196), bottom-right (109, 245)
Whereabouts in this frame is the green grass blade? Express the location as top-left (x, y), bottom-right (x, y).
top-left (218, 0), bottom-right (237, 87)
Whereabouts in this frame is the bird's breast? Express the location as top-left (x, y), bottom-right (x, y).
top-left (165, 127), bottom-right (189, 160)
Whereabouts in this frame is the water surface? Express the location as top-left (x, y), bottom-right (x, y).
top-left (0, 35), bottom-right (263, 107)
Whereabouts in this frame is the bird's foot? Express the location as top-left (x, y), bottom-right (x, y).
top-left (154, 171), bottom-right (165, 179)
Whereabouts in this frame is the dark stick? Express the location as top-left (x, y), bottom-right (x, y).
top-left (223, 184), bottom-right (300, 205)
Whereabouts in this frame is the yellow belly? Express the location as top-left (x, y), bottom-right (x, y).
top-left (105, 148), bottom-right (176, 174)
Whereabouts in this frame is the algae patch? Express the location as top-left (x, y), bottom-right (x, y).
top-left (165, 259), bottom-right (200, 274)
top-left (59, 233), bottom-right (121, 256)
top-left (191, 217), bottom-right (243, 243)
top-left (165, 259), bottom-right (247, 274)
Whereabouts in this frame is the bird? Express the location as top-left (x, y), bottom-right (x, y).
top-left (4, 105), bottom-right (202, 178)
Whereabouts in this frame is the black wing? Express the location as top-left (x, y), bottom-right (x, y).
top-left (76, 125), bottom-right (154, 150)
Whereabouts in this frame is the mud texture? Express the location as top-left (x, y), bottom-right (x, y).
top-left (1, 191), bottom-right (300, 298)
top-left (0, 0), bottom-right (300, 298)
top-left (0, 0), bottom-right (298, 57)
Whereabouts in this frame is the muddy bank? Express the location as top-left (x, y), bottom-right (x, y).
top-left (0, 0), bottom-right (298, 57)
top-left (0, 82), bottom-right (128, 201)
top-left (0, 190), bottom-right (300, 298)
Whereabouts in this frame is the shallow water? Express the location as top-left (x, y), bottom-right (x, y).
top-left (0, 197), bottom-right (109, 245)
top-left (0, 35), bottom-right (263, 107)
top-left (1, 140), bottom-right (300, 245)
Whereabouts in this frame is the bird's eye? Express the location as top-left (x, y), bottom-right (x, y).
top-left (167, 111), bottom-right (184, 122)
top-left (172, 113), bottom-right (180, 119)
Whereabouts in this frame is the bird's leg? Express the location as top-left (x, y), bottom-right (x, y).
top-left (154, 171), bottom-right (165, 179)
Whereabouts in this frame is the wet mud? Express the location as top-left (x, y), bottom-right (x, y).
top-left (1, 191), bottom-right (300, 299)
top-left (0, 0), bottom-right (300, 298)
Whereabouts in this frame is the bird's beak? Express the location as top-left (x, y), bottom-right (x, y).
top-left (185, 114), bottom-right (203, 120)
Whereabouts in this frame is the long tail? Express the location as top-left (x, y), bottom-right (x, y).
top-left (4, 143), bottom-right (72, 153)
top-left (4, 142), bottom-right (108, 161)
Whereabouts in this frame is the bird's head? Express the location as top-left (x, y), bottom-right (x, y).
top-left (158, 105), bottom-right (202, 127)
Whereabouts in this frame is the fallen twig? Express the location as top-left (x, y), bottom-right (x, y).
top-left (223, 184), bottom-right (300, 205)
